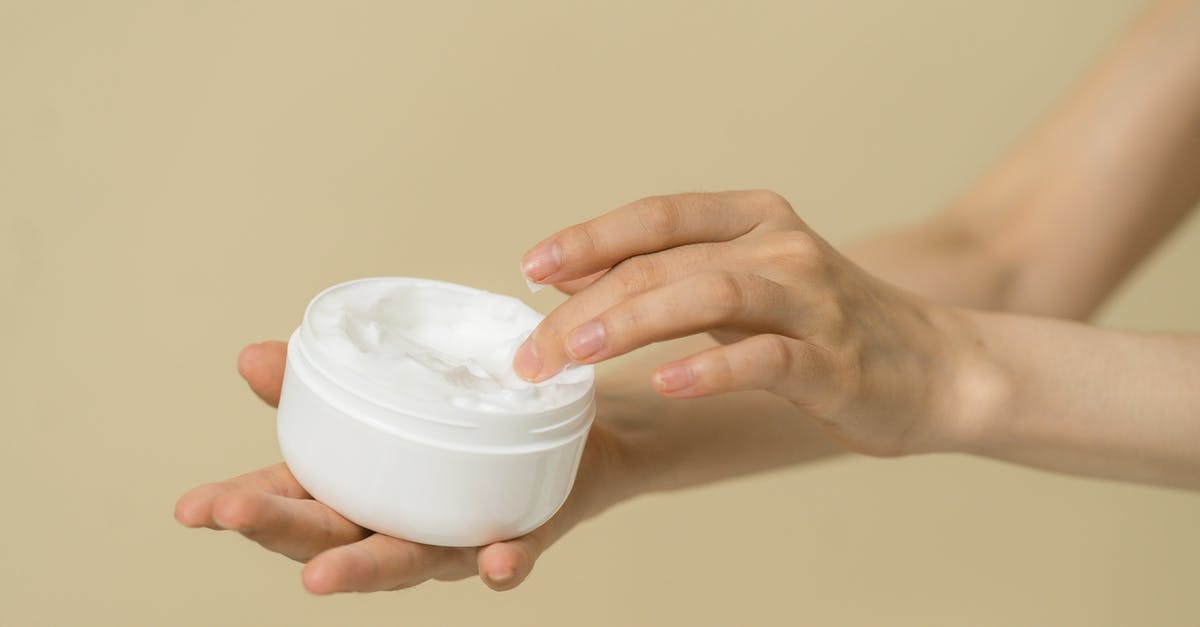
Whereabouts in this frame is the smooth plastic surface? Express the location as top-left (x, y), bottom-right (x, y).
top-left (276, 278), bottom-right (595, 547)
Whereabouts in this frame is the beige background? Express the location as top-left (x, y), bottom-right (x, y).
top-left (2, 1), bottom-right (1198, 625)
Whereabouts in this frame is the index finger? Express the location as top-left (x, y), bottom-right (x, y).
top-left (520, 190), bottom-right (794, 286)
top-left (175, 462), bottom-right (309, 529)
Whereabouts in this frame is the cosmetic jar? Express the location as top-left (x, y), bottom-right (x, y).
top-left (276, 277), bottom-right (595, 547)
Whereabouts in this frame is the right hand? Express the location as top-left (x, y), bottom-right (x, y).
top-left (515, 191), bottom-right (975, 457)
top-left (175, 341), bottom-right (636, 593)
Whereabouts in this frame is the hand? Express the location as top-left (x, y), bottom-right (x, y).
top-left (175, 342), bottom-right (634, 593)
top-left (517, 190), bottom-right (974, 457)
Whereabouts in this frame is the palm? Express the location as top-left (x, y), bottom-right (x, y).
top-left (176, 341), bottom-right (604, 592)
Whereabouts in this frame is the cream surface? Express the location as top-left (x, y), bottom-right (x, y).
top-left (306, 278), bottom-right (592, 414)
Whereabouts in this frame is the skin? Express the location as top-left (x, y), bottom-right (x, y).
top-left (175, 340), bottom-right (638, 592)
top-left (516, 190), bottom-right (971, 456)
top-left (177, 0), bottom-right (1200, 593)
top-left (518, 190), bottom-right (1200, 487)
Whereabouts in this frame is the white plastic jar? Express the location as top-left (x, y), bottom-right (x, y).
top-left (276, 277), bottom-right (595, 547)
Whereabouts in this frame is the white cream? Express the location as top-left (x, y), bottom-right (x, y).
top-left (305, 278), bottom-right (592, 414)
top-left (281, 277), bottom-right (597, 546)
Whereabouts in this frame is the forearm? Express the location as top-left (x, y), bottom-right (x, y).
top-left (962, 0), bottom-right (1200, 318)
top-left (845, 220), bottom-right (1017, 312)
top-left (596, 301), bottom-right (1200, 497)
top-left (567, 0), bottom-right (1200, 498)
top-left (944, 309), bottom-right (1200, 489)
top-left (853, 0), bottom-right (1200, 319)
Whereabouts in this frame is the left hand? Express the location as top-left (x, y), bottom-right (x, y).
top-left (516, 190), bottom-right (974, 457)
top-left (176, 341), bottom-right (634, 594)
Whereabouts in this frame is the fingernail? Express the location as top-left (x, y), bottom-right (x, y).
top-left (521, 242), bottom-right (562, 282)
top-left (488, 566), bottom-right (515, 584)
top-left (513, 339), bottom-right (542, 380)
top-left (654, 364), bottom-right (694, 392)
top-left (522, 267), bottom-right (546, 294)
top-left (566, 321), bottom-right (605, 361)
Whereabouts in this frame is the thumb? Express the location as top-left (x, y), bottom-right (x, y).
top-left (237, 341), bottom-right (288, 408)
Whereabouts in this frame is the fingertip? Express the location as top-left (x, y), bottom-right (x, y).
top-left (480, 562), bottom-right (519, 591)
top-left (476, 541), bottom-right (534, 592)
top-left (652, 362), bottom-right (698, 395)
top-left (301, 560), bottom-right (340, 595)
top-left (236, 341), bottom-right (287, 406)
top-left (236, 343), bottom-right (264, 382)
top-left (482, 575), bottom-right (518, 592)
top-left (512, 339), bottom-right (542, 381)
top-left (173, 493), bottom-right (208, 528)
top-left (654, 381), bottom-right (713, 398)
top-left (652, 381), bottom-right (709, 399)
top-left (238, 340), bottom-right (286, 379)
top-left (210, 490), bottom-right (260, 532)
top-left (524, 276), bottom-right (547, 294)
top-left (521, 241), bottom-right (563, 283)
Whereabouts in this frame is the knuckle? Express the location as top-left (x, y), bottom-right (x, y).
top-left (702, 272), bottom-right (744, 317)
top-left (762, 230), bottom-right (823, 268)
top-left (757, 334), bottom-right (795, 379)
top-left (611, 254), bottom-right (661, 294)
top-left (748, 189), bottom-right (796, 220)
top-left (823, 298), bottom-right (849, 330)
top-left (635, 195), bottom-right (683, 235)
top-left (779, 229), bottom-right (820, 257)
top-left (706, 348), bottom-right (737, 385)
top-left (562, 222), bottom-right (600, 256)
top-left (753, 331), bottom-right (801, 389)
top-left (606, 306), bottom-right (641, 340)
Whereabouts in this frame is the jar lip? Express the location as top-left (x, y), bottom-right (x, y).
top-left (286, 337), bottom-right (595, 454)
top-left (294, 277), bottom-right (596, 429)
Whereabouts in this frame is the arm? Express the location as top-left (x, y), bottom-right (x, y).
top-left (177, 1), bottom-right (1200, 595)
top-left (575, 0), bottom-right (1200, 494)
top-left (950, 313), bottom-right (1200, 490)
top-left (520, 188), bottom-right (1200, 494)
top-left (849, 0), bottom-right (1200, 318)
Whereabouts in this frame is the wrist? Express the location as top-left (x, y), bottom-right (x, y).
top-left (923, 306), bottom-right (1016, 456)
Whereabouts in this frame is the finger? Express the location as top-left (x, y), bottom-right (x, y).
top-left (552, 269), bottom-right (608, 295)
top-left (475, 531), bottom-right (548, 591)
top-left (514, 242), bottom-right (731, 381)
top-left (237, 341), bottom-right (287, 407)
top-left (651, 333), bottom-right (828, 399)
top-left (520, 190), bottom-right (795, 286)
top-left (302, 534), bottom-right (475, 594)
top-left (561, 273), bottom-right (795, 366)
top-left (209, 489), bottom-right (369, 562)
top-left (175, 462), bottom-right (309, 529)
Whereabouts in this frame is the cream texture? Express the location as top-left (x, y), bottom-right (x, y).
top-left (306, 278), bottom-right (592, 414)
top-left (522, 261), bottom-right (546, 294)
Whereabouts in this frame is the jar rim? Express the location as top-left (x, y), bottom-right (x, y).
top-left (288, 277), bottom-right (596, 446)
